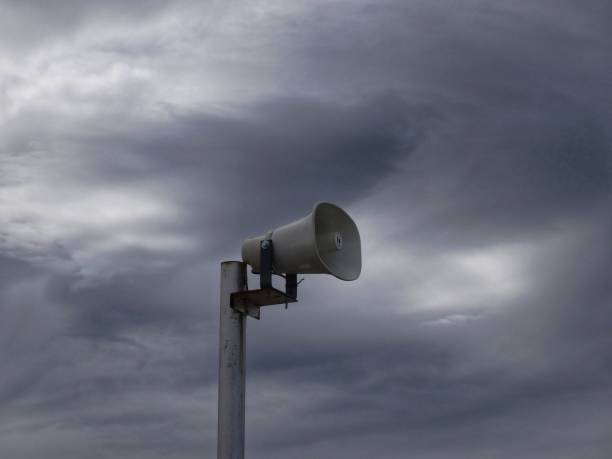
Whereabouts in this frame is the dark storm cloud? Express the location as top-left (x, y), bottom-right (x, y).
top-left (241, 218), bottom-right (612, 458)
top-left (1, 1), bottom-right (612, 459)
top-left (67, 93), bottom-right (429, 255)
top-left (380, 103), bottom-right (612, 249)
top-left (0, 261), bottom-right (218, 459)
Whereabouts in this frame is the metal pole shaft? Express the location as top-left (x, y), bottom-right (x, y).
top-left (218, 261), bottom-right (247, 459)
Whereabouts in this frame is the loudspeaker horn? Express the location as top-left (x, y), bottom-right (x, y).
top-left (241, 202), bottom-right (361, 281)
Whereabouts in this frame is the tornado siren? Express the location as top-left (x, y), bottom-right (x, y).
top-left (241, 202), bottom-right (362, 281)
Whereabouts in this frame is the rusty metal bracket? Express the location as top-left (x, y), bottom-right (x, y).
top-left (230, 240), bottom-right (298, 319)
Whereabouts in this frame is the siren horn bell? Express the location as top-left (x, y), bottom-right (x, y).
top-left (241, 202), bottom-right (361, 281)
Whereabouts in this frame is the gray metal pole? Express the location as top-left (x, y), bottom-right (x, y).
top-left (217, 261), bottom-right (247, 459)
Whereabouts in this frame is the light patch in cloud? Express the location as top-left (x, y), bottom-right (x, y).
top-left (358, 213), bottom-right (531, 313)
top-left (413, 244), bottom-right (529, 311)
top-left (420, 313), bottom-right (483, 327)
top-left (0, 151), bottom-right (197, 279)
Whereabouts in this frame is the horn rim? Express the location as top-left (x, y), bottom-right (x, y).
top-left (311, 201), bottom-right (362, 281)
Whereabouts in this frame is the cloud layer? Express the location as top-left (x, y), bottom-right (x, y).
top-left (1, 1), bottom-right (611, 458)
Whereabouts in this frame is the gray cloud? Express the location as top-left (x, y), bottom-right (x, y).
top-left (0, 1), bottom-right (611, 458)
top-left (0, 0), bottom-right (174, 54)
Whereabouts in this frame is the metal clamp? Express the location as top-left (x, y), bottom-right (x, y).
top-left (230, 240), bottom-right (299, 319)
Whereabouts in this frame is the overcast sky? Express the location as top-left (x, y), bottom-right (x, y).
top-left (1, 1), bottom-right (611, 458)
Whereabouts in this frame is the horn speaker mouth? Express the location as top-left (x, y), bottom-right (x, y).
top-left (312, 202), bottom-right (361, 281)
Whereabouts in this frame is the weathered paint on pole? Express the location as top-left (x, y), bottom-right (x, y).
top-left (218, 261), bottom-right (247, 459)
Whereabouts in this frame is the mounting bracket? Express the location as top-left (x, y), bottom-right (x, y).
top-left (230, 240), bottom-right (298, 319)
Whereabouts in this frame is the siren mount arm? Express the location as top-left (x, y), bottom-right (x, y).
top-left (230, 239), bottom-right (299, 320)
top-left (259, 239), bottom-right (300, 299)
top-left (259, 239), bottom-right (273, 290)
